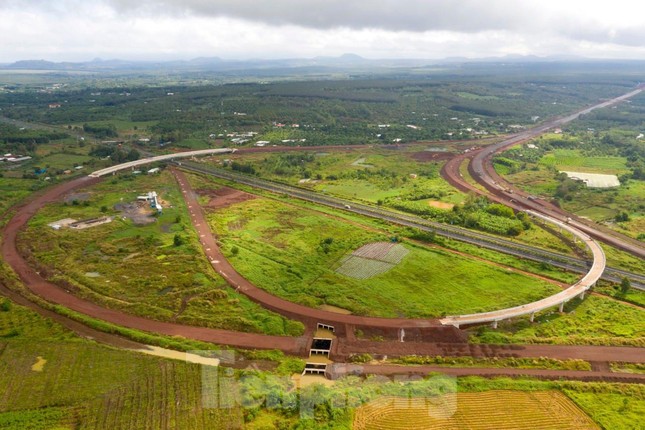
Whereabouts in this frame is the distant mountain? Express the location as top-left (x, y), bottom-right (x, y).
top-left (6, 59), bottom-right (60, 69)
top-left (2, 54), bottom-right (642, 74)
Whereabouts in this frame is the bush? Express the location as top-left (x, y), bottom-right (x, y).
top-left (173, 234), bottom-right (185, 247)
top-left (0, 299), bottom-right (10, 312)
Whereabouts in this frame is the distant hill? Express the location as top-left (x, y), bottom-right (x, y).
top-left (2, 54), bottom-right (644, 75)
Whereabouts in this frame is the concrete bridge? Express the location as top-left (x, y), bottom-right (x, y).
top-left (89, 148), bottom-right (235, 177)
top-left (440, 210), bottom-right (606, 328)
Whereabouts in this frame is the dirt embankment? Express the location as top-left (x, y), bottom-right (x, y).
top-left (195, 186), bottom-right (256, 210)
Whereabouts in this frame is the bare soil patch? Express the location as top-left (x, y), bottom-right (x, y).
top-left (114, 201), bottom-right (156, 225)
top-left (410, 151), bottom-right (454, 162)
top-left (196, 186), bottom-right (256, 210)
top-left (63, 192), bottom-right (91, 203)
top-left (427, 200), bottom-right (454, 210)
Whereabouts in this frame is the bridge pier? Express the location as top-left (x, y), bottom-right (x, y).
top-left (579, 291), bottom-right (585, 300)
top-left (558, 302), bottom-right (565, 313)
top-left (491, 320), bottom-right (498, 329)
top-left (529, 312), bottom-right (535, 323)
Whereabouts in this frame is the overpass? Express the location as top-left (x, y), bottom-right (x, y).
top-left (89, 148), bottom-right (236, 177)
top-left (440, 210), bottom-right (606, 328)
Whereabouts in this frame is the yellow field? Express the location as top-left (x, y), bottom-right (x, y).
top-left (353, 390), bottom-right (598, 430)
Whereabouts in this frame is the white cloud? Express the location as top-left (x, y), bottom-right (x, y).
top-left (1, 0), bottom-right (645, 62)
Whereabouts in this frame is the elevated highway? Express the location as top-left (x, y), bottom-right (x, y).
top-left (89, 148), bottom-right (235, 177)
top-left (440, 211), bottom-right (606, 328)
top-left (468, 86), bottom-right (645, 259)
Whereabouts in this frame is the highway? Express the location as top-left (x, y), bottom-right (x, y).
top-left (174, 161), bottom-right (645, 290)
top-left (467, 86), bottom-right (645, 259)
top-left (440, 210), bottom-right (606, 328)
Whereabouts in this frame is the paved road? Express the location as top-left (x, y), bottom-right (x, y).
top-left (89, 148), bottom-right (235, 177)
top-left (467, 86), bottom-right (645, 259)
top-left (440, 211), bottom-right (606, 327)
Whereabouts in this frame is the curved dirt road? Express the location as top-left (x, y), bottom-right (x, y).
top-left (1, 176), bottom-right (309, 355)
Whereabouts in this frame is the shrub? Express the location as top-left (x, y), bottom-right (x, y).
top-left (0, 299), bottom-right (10, 312)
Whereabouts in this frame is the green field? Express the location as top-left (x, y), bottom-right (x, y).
top-left (539, 149), bottom-right (629, 174)
top-left (213, 148), bottom-right (466, 206)
top-left (198, 183), bottom-right (561, 318)
top-left (1, 296), bottom-right (643, 429)
top-left (19, 170), bottom-right (303, 336)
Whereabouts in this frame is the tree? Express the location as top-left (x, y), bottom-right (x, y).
top-left (173, 234), bottom-right (185, 247)
top-left (620, 277), bottom-right (631, 295)
top-left (615, 211), bottom-right (630, 222)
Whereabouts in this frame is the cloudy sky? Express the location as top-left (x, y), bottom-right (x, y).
top-left (2, 0), bottom-right (645, 62)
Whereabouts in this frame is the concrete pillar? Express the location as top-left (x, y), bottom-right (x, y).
top-left (529, 312), bottom-right (535, 323)
top-left (579, 291), bottom-right (585, 300)
top-left (558, 302), bottom-right (565, 313)
top-left (491, 320), bottom-right (498, 329)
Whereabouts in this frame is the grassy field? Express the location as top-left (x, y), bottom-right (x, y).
top-left (0, 178), bottom-right (45, 220)
top-left (208, 148), bottom-right (576, 253)
top-left (209, 147), bottom-right (466, 206)
top-left (18, 170), bottom-right (303, 336)
top-left (196, 181), bottom-right (561, 318)
top-left (0, 298), bottom-right (245, 429)
top-left (192, 172), bottom-right (581, 285)
top-left (539, 149), bottom-right (630, 174)
top-left (471, 295), bottom-right (645, 346)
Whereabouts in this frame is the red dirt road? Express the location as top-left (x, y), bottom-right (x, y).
top-left (346, 364), bottom-right (645, 384)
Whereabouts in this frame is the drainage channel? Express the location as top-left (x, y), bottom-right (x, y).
top-left (302, 323), bottom-right (336, 378)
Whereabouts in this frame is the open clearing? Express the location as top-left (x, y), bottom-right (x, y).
top-left (353, 390), bottom-right (598, 430)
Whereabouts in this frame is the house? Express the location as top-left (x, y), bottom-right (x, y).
top-left (8, 156), bottom-right (32, 163)
top-left (147, 167), bottom-right (161, 174)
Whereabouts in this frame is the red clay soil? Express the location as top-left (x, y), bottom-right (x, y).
top-left (334, 338), bottom-right (645, 364)
top-left (336, 364), bottom-right (645, 384)
top-left (195, 186), bottom-right (256, 210)
top-left (409, 151), bottom-right (455, 162)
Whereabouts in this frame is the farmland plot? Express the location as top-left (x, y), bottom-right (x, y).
top-left (336, 242), bottom-right (409, 279)
top-left (353, 390), bottom-right (598, 430)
